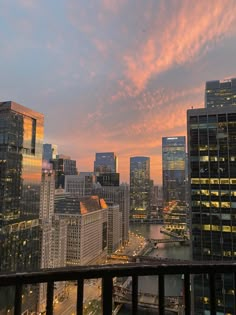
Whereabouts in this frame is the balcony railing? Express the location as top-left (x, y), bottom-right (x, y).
top-left (1, 261), bottom-right (236, 315)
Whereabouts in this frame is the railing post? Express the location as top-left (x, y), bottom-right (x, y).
top-left (46, 281), bottom-right (54, 315)
top-left (14, 283), bottom-right (22, 315)
top-left (132, 275), bottom-right (138, 315)
top-left (184, 273), bottom-right (191, 314)
top-left (102, 276), bottom-right (113, 315)
top-left (158, 274), bottom-right (164, 315)
top-left (234, 272), bottom-right (236, 315)
top-left (209, 272), bottom-right (216, 315)
top-left (77, 278), bottom-right (84, 315)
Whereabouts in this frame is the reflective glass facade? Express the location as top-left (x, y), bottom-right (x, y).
top-left (130, 156), bottom-right (151, 220)
top-left (94, 152), bottom-right (118, 174)
top-left (205, 78), bottom-right (236, 108)
top-left (188, 107), bottom-right (236, 314)
top-left (43, 143), bottom-right (58, 162)
top-left (0, 101), bottom-right (44, 272)
top-left (162, 137), bottom-right (186, 204)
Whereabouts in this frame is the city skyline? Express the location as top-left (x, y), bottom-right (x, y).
top-left (1, 1), bottom-right (236, 183)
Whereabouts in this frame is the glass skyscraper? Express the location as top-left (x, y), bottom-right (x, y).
top-left (43, 143), bottom-right (58, 162)
top-left (0, 101), bottom-right (44, 272)
top-left (205, 78), bottom-right (236, 108)
top-left (130, 156), bottom-right (151, 220)
top-left (162, 136), bottom-right (186, 204)
top-left (94, 152), bottom-right (118, 174)
top-left (188, 106), bottom-right (236, 314)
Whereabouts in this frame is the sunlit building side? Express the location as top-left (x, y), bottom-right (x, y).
top-left (162, 137), bottom-right (186, 205)
top-left (0, 101), bottom-right (43, 314)
top-left (188, 106), bottom-right (236, 314)
top-left (0, 101), bottom-right (44, 272)
top-left (130, 156), bottom-right (151, 221)
top-left (54, 194), bottom-right (108, 265)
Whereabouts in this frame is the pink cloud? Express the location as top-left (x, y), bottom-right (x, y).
top-left (123, 1), bottom-right (236, 92)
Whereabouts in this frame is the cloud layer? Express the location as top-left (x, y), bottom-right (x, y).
top-left (1, 0), bottom-right (236, 183)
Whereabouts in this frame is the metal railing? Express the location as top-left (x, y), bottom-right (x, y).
top-left (1, 261), bottom-right (236, 315)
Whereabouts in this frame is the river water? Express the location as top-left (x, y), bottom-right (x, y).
top-left (119, 223), bottom-right (191, 314)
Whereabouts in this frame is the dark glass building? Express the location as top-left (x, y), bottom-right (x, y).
top-left (130, 156), bottom-right (151, 220)
top-left (188, 106), bottom-right (236, 314)
top-left (51, 154), bottom-right (77, 188)
top-left (0, 101), bottom-right (44, 273)
top-left (205, 78), bottom-right (236, 108)
top-left (94, 152), bottom-right (118, 174)
top-left (162, 137), bottom-right (186, 204)
top-left (96, 173), bottom-right (120, 186)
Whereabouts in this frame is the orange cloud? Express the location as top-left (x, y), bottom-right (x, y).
top-left (123, 1), bottom-right (236, 92)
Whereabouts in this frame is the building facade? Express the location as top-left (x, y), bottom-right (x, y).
top-left (93, 184), bottom-right (129, 245)
top-left (43, 143), bottom-right (58, 162)
top-left (94, 152), bottom-right (118, 174)
top-left (51, 154), bottom-right (77, 189)
top-left (0, 101), bottom-right (44, 273)
top-left (130, 156), bottom-right (151, 220)
top-left (188, 106), bottom-right (236, 314)
top-left (205, 78), bottom-right (236, 108)
top-left (96, 172), bottom-right (120, 186)
top-left (162, 137), bottom-right (186, 204)
top-left (54, 195), bottom-right (108, 266)
top-left (65, 173), bottom-right (95, 196)
top-left (107, 202), bottom-right (122, 254)
top-left (39, 170), bottom-right (67, 313)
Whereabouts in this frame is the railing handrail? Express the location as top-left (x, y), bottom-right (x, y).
top-left (1, 261), bottom-right (236, 286)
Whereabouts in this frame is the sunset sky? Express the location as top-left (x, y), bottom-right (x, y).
top-left (1, 0), bottom-right (236, 184)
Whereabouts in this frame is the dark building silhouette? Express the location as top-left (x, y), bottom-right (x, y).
top-left (188, 106), bottom-right (236, 314)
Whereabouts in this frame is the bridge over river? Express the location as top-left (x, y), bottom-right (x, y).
top-left (114, 285), bottom-right (183, 314)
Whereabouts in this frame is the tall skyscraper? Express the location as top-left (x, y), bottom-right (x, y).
top-left (130, 156), bottom-right (151, 220)
top-left (188, 106), bottom-right (236, 314)
top-left (0, 101), bottom-right (44, 273)
top-left (94, 152), bottom-right (118, 174)
top-left (162, 137), bottom-right (186, 204)
top-left (205, 78), bottom-right (236, 108)
top-left (43, 143), bottom-right (58, 162)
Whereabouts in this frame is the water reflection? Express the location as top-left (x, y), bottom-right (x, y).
top-left (118, 223), bottom-right (191, 314)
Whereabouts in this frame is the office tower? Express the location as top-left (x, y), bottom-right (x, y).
top-left (188, 106), bottom-right (236, 314)
top-left (51, 154), bottom-right (77, 188)
top-left (107, 202), bottom-right (122, 254)
top-left (0, 101), bottom-right (43, 273)
top-left (65, 172), bottom-right (95, 196)
top-left (54, 194), bottom-right (108, 265)
top-left (43, 143), bottom-right (58, 162)
top-left (205, 78), bottom-right (236, 108)
top-left (39, 170), bottom-right (67, 312)
top-left (96, 172), bottom-right (120, 186)
top-left (93, 184), bottom-right (129, 245)
top-left (130, 156), bottom-right (151, 220)
top-left (94, 152), bottom-right (118, 174)
top-left (162, 137), bottom-right (186, 204)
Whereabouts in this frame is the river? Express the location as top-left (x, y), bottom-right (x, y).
top-left (119, 223), bottom-right (191, 314)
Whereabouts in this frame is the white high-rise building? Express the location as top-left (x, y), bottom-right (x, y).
top-left (39, 170), bottom-right (67, 312)
top-left (54, 194), bottom-right (108, 265)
